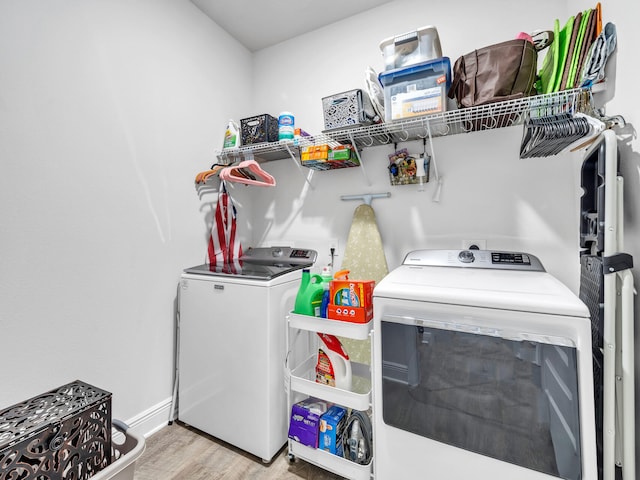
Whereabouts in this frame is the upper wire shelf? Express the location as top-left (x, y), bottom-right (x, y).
top-left (216, 88), bottom-right (593, 163)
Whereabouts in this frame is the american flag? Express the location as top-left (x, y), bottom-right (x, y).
top-left (207, 182), bottom-right (243, 271)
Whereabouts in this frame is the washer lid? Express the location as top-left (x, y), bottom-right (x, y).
top-left (183, 246), bottom-right (317, 281)
top-left (183, 262), bottom-right (308, 281)
top-left (375, 251), bottom-right (588, 317)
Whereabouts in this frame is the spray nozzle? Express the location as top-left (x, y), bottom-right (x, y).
top-left (334, 269), bottom-right (350, 280)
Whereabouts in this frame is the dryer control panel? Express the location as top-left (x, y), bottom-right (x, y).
top-left (402, 249), bottom-right (545, 271)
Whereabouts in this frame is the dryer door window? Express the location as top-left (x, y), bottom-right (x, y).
top-left (380, 319), bottom-right (582, 480)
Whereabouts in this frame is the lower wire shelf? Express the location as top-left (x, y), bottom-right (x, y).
top-left (289, 440), bottom-right (372, 480)
top-left (290, 355), bottom-right (371, 411)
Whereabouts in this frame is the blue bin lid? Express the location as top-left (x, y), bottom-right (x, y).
top-left (379, 56), bottom-right (451, 86)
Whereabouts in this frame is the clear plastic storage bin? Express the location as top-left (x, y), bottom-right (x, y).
top-left (379, 57), bottom-right (451, 122)
top-left (379, 25), bottom-right (442, 71)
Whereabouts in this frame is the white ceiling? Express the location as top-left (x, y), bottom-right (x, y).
top-left (190, 0), bottom-right (394, 52)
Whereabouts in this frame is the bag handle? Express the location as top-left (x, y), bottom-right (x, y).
top-left (510, 40), bottom-right (537, 97)
top-left (470, 48), bottom-right (480, 105)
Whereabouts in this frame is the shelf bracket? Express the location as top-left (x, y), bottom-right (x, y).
top-left (348, 132), bottom-right (371, 186)
top-left (424, 118), bottom-right (444, 203)
top-left (282, 142), bottom-right (314, 189)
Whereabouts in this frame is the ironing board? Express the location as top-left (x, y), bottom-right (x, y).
top-left (340, 204), bottom-right (389, 283)
top-left (338, 193), bottom-right (390, 364)
top-left (578, 130), bottom-right (635, 480)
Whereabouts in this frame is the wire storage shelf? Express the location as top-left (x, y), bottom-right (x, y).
top-left (216, 88), bottom-right (593, 165)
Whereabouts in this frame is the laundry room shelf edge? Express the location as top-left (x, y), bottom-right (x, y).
top-left (216, 88), bottom-right (593, 164)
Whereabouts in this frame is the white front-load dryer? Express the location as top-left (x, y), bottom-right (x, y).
top-left (372, 250), bottom-right (596, 480)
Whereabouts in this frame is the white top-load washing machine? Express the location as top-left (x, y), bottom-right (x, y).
top-left (178, 246), bottom-right (317, 463)
top-left (372, 249), bottom-right (596, 480)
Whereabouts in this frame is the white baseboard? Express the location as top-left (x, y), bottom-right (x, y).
top-left (125, 396), bottom-right (173, 438)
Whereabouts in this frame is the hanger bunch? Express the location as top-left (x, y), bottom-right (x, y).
top-left (195, 159), bottom-right (276, 187)
top-left (520, 112), bottom-right (604, 158)
top-left (219, 159), bottom-right (276, 187)
top-left (195, 164), bottom-right (226, 184)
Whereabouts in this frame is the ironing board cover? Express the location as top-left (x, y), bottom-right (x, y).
top-left (340, 204), bottom-right (389, 283)
top-left (339, 203), bottom-right (389, 365)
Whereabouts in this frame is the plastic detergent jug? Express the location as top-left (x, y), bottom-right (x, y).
top-left (222, 120), bottom-right (240, 149)
top-left (315, 333), bottom-right (352, 391)
top-left (294, 269), bottom-right (325, 317)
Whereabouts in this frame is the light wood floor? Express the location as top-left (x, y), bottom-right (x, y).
top-left (133, 422), bottom-right (345, 480)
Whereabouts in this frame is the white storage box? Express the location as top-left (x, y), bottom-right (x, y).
top-left (379, 25), bottom-right (442, 71)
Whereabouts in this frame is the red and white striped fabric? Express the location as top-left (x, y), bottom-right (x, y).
top-left (207, 182), bottom-right (243, 271)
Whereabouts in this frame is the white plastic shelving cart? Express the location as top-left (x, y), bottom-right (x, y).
top-left (286, 312), bottom-right (373, 480)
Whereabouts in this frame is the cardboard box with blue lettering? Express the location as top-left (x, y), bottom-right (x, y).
top-left (319, 405), bottom-right (347, 455)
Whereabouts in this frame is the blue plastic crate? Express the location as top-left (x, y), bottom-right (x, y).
top-left (379, 57), bottom-right (451, 121)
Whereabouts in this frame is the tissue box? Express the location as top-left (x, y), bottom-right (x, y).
top-left (328, 145), bottom-right (355, 161)
top-left (301, 144), bottom-right (329, 161)
top-left (319, 405), bottom-right (347, 455)
top-left (288, 398), bottom-right (330, 448)
top-left (0, 380), bottom-right (112, 480)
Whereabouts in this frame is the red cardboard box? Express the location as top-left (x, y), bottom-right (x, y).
top-left (330, 280), bottom-right (375, 308)
top-left (327, 304), bottom-right (373, 324)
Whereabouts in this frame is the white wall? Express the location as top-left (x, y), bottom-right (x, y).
top-left (0, 0), bottom-right (252, 435)
top-left (1, 3), bottom-right (637, 473)
top-left (249, 0), bottom-right (583, 289)
top-left (249, 0), bottom-right (640, 475)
